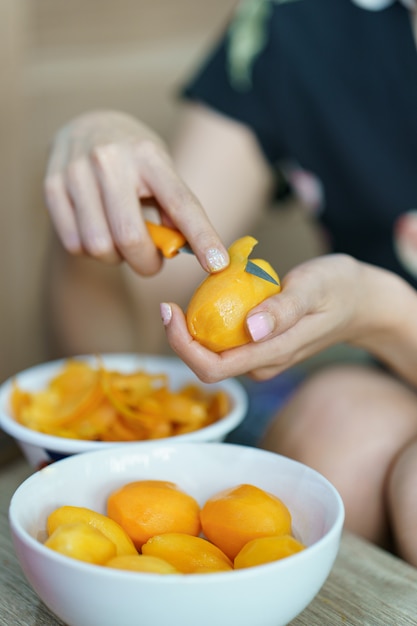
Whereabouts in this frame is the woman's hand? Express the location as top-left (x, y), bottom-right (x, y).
top-left (161, 254), bottom-right (404, 382)
top-left (44, 110), bottom-right (228, 276)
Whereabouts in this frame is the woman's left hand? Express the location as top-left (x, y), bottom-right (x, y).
top-left (160, 254), bottom-right (386, 382)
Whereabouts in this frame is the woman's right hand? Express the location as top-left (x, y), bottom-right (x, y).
top-left (43, 110), bottom-right (228, 276)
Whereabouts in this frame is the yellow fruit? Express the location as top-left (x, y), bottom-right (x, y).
top-left (200, 483), bottom-right (292, 560)
top-left (234, 535), bottom-right (305, 569)
top-left (105, 554), bottom-right (179, 574)
top-left (44, 522), bottom-right (116, 564)
top-left (47, 505), bottom-right (137, 556)
top-left (186, 236), bottom-right (281, 352)
top-left (107, 480), bottom-right (201, 550)
top-left (142, 533), bottom-right (233, 574)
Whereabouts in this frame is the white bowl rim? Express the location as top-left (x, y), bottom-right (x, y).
top-left (0, 354), bottom-right (248, 451)
top-left (9, 441), bottom-right (345, 584)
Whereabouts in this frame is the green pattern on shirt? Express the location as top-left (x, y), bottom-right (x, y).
top-left (227, 0), bottom-right (301, 91)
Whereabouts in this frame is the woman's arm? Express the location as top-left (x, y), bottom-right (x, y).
top-left (162, 254), bottom-right (417, 389)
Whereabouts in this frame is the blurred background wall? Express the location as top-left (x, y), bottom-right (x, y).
top-left (0, 0), bottom-right (324, 383)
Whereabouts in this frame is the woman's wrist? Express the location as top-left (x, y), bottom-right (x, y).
top-left (350, 263), bottom-right (417, 385)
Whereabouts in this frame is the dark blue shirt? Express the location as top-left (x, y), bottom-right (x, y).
top-left (183, 0), bottom-right (417, 288)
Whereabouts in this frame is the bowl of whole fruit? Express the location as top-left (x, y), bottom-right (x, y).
top-left (9, 441), bottom-right (344, 626)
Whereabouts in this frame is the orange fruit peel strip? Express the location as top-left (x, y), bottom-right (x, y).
top-left (10, 358), bottom-right (229, 441)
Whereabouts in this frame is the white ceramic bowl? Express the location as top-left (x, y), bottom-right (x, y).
top-left (9, 442), bottom-right (344, 626)
top-left (0, 354), bottom-right (247, 468)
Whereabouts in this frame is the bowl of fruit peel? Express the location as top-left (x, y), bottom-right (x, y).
top-left (0, 353), bottom-right (247, 469)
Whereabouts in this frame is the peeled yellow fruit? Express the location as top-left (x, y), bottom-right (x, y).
top-left (234, 535), bottom-right (305, 569)
top-left (107, 480), bottom-right (201, 550)
top-left (200, 483), bottom-right (292, 561)
top-left (47, 505), bottom-right (137, 556)
top-left (142, 533), bottom-right (233, 574)
top-left (44, 522), bottom-right (117, 564)
top-left (105, 554), bottom-right (179, 574)
top-left (186, 236), bottom-right (281, 352)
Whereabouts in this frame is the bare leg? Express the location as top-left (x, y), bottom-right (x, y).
top-left (260, 364), bottom-right (417, 551)
top-left (387, 436), bottom-right (417, 566)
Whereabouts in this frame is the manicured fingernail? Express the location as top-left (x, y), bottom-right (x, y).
top-left (160, 303), bottom-right (172, 326)
top-left (63, 233), bottom-right (82, 253)
top-left (247, 312), bottom-right (274, 342)
top-left (206, 248), bottom-right (228, 272)
top-left (89, 234), bottom-right (113, 254)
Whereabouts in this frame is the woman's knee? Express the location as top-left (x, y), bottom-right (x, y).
top-left (262, 363), bottom-right (417, 455)
top-left (261, 364), bottom-right (381, 456)
top-left (261, 364), bottom-right (417, 548)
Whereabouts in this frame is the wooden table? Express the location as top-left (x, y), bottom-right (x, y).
top-left (1, 455), bottom-right (417, 626)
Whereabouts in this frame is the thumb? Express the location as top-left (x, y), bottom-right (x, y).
top-left (246, 309), bottom-right (276, 342)
top-left (245, 289), bottom-right (307, 343)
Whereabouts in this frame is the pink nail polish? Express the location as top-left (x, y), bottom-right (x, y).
top-left (160, 303), bottom-right (172, 326)
top-left (247, 312), bottom-right (274, 342)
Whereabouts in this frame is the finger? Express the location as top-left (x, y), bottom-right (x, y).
top-left (44, 135), bottom-right (83, 254)
top-left (65, 156), bottom-right (122, 264)
top-left (92, 143), bottom-right (162, 275)
top-left (137, 146), bottom-right (229, 273)
top-left (161, 302), bottom-right (275, 383)
top-left (245, 364), bottom-right (288, 381)
top-left (160, 302), bottom-right (224, 381)
top-left (246, 287), bottom-right (310, 344)
top-left (65, 132), bottom-right (121, 264)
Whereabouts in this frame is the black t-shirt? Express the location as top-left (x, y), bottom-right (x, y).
top-left (183, 0), bottom-right (417, 288)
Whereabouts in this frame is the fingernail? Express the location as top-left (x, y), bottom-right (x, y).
top-left (63, 233), bottom-right (82, 253)
top-left (247, 312), bottom-right (274, 342)
top-left (89, 234), bottom-right (113, 255)
top-left (206, 248), bottom-right (228, 272)
top-left (160, 303), bottom-right (172, 326)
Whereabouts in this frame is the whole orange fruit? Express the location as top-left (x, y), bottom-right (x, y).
top-left (200, 483), bottom-right (292, 560)
top-left (107, 480), bottom-right (201, 550)
top-left (186, 236), bottom-right (281, 352)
